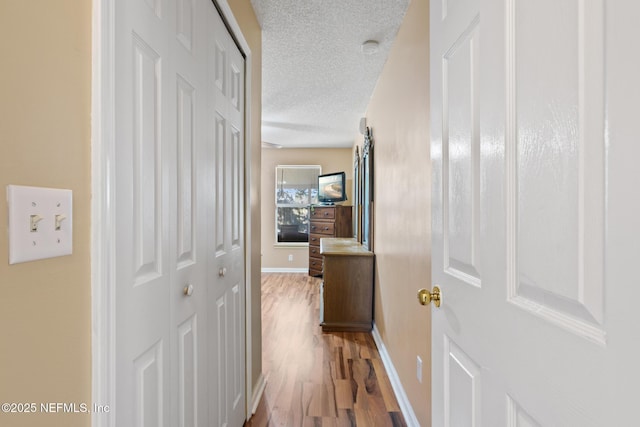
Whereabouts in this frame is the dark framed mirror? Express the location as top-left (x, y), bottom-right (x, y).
top-left (361, 127), bottom-right (374, 251)
top-left (353, 146), bottom-right (361, 241)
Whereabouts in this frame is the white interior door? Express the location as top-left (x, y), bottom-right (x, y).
top-left (171, 1), bottom-right (209, 426)
top-left (114, 0), bottom-right (173, 424)
top-left (114, 0), bottom-right (246, 426)
top-left (431, 0), bottom-right (640, 425)
top-left (207, 6), bottom-right (246, 426)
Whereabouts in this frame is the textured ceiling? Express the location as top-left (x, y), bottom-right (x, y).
top-left (251, 0), bottom-right (410, 148)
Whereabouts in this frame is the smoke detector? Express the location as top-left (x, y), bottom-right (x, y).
top-left (361, 40), bottom-right (380, 55)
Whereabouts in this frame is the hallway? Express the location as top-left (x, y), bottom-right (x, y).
top-left (246, 273), bottom-right (407, 426)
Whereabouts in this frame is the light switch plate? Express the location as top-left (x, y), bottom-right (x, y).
top-left (7, 185), bottom-right (73, 264)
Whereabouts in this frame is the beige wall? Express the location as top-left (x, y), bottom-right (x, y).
top-left (355, 0), bottom-right (432, 424)
top-left (228, 0), bottom-right (264, 396)
top-left (0, 1), bottom-right (261, 425)
top-left (0, 1), bottom-right (92, 426)
top-left (261, 148), bottom-right (353, 270)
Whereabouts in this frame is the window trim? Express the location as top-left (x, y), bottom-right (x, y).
top-left (274, 165), bottom-right (321, 244)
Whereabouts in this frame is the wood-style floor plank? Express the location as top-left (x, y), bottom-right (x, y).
top-left (371, 358), bottom-right (401, 413)
top-left (245, 273), bottom-right (407, 427)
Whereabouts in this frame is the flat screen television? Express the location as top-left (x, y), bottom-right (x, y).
top-left (318, 171), bottom-right (347, 204)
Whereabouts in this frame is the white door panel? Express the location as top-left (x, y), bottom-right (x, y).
top-left (507, 0), bottom-right (605, 338)
top-left (176, 315), bottom-right (198, 427)
top-left (171, 1), bottom-right (208, 426)
top-left (443, 337), bottom-right (481, 427)
top-left (432, 0), bottom-right (640, 425)
top-left (115, 0), bottom-right (171, 425)
top-left (207, 5), bottom-right (246, 426)
top-left (442, 16), bottom-right (481, 288)
top-left (115, 0), bottom-right (246, 425)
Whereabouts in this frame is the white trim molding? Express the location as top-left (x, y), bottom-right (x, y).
top-left (261, 268), bottom-right (308, 273)
top-left (91, 0), bottom-right (116, 426)
top-left (372, 323), bottom-right (420, 427)
top-left (250, 373), bottom-right (267, 415)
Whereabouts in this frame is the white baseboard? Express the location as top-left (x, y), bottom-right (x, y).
top-left (261, 268), bottom-right (308, 273)
top-left (372, 323), bottom-right (420, 427)
top-left (250, 373), bottom-right (267, 415)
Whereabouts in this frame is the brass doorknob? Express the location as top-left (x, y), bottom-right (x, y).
top-left (418, 286), bottom-right (441, 308)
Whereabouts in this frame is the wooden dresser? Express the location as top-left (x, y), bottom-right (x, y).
top-left (319, 238), bottom-right (374, 332)
top-left (308, 205), bottom-right (352, 276)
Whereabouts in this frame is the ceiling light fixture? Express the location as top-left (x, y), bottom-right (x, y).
top-left (361, 40), bottom-right (380, 55)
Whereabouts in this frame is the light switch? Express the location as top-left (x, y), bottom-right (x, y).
top-left (7, 185), bottom-right (73, 264)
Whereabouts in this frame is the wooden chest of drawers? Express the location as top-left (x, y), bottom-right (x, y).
top-left (320, 238), bottom-right (374, 332)
top-left (308, 205), bottom-right (352, 276)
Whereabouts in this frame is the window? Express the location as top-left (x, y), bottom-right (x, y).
top-left (275, 165), bottom-right (321, 243)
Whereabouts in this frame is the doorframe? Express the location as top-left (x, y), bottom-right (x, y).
top-left (90, 1), bottom-right (255, 425)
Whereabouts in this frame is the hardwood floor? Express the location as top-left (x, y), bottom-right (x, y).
top-left (245, 273), bottom-right (407, 427)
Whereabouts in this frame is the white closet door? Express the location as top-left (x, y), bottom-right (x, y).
top-left (170, 0), bottom-right (210, 426)
top-left (206, 5), bottom-right (246, 427)
top-left (114, 0), bottom-right (173, 424)
top-left (113, 0), bottom-right (246, 426)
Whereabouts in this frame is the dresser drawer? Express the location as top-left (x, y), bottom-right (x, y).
top-left (309, 245), bottom-right (321, 257)
top-left (308, 205), bottom-right (352, 278)
top-left (311, 207), bottom-right (335, 220)
top-left (310, 222), bottom-right (335, 235)
top-left (309, 266), bottom-right (323, 277)
top-left (309, 256), bottom-right (323, 273)
top-left (309, 233), bottom-right (324, 246)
